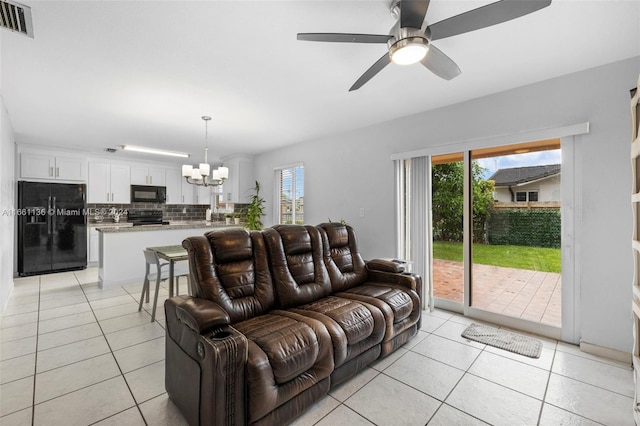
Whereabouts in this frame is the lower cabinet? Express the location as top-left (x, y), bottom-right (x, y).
top-left (88, 227), bottom-right (100, 264)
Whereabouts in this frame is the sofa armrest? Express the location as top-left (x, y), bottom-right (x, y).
top-left (367, 268), bottom-right (420, 293)
top-left (174, 297), bottom-right (230, 335)
top-left (367, 258), bottom-right (405, 273)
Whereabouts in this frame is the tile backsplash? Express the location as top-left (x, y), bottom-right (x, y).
top-left (88, 203), bottom-right (248, 223)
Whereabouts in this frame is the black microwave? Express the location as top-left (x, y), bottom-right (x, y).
top-left (131, 185), bottom-right (166, 203)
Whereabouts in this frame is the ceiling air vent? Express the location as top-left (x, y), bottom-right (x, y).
top-left (0, 0), bottom-right (33, 38)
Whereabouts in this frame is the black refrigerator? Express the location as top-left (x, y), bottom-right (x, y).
top-left (18, 181), bottom-right (87, 276)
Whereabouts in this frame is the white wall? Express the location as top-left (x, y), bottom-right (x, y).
top-left (254, 56), bottom-right (640, 354)
top-left (0, 95), bottom-right (16, 315)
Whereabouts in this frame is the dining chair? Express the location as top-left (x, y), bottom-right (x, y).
top-left (139, 249), bottom-right (190, 322)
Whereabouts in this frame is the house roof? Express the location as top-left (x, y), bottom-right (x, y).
top-left (489, 164), bottom-right (561, 187)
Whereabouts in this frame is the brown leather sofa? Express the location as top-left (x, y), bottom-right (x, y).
top-left (165, 223), bottom-right (422, 426)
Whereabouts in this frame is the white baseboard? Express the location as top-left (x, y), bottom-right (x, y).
top-left (580, 340), bottom-right (632, 364)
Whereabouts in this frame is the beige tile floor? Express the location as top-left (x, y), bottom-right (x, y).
top-left (0, 268), bottom-right (634, 425)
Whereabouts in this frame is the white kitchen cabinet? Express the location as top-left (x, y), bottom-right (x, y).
top-left (180, 179), bottom-right (195, 204)
top-left (20, 153), bottom-right (87, 181)
top-left (222, 156), bottom-right (254, 203)
top-left (88, 227), bottom-right (100, 263)
top-left (88, 161), bottom-right (131, 203)
top-left (130, 166), bottom-right (166, 186)
top-left (195, 185), bottom-right (212, 206)
top-left (165, 168), bottom-right (183, 204)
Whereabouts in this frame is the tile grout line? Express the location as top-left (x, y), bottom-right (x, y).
top-left (77, 276), bottom-right (150, 425)
top-left (30, 276), bottom-right (42, 426)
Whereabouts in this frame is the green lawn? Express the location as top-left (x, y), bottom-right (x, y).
top-left (433, 241), bottom-right (561, 273)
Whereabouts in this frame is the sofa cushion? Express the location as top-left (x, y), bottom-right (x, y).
top-left (233, 312), bottom-right (333, 423)
top-left (317, 223), bottom-right (367, 292)
top-left (344, 285), bottom-right (413, 323)
top-left (264, 225), bottom-right (332, 308)
top-left (183, 229), bottom-right (275, 323)
top-left (289, 296), bottom-right (385, 367)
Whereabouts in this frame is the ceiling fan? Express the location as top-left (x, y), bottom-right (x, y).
top-left (297, 0), bottom-right (552, 91)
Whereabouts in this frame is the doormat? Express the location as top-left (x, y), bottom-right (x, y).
top-left (461, 323), bottom-right (542, 359)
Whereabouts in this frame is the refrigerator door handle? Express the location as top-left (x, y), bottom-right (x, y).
top-left (47, 195), bottom-right (52, 235)
top-left (52, 196), bottom-right (58, 235)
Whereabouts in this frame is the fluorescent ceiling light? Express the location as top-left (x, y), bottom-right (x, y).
top-left (121, 145), bottom-right (190, 158)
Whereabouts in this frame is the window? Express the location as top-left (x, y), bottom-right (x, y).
top-left (516, 191), bottom-right (538, 202)
top-left (276, 164), bottom-right (304, 224)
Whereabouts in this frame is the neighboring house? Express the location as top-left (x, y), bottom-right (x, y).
top-left (489, 164), bottom-right (561, 204)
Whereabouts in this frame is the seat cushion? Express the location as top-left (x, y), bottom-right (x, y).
top-left (233, 313), bottom-right (333, 423)
top-left (338, 282), bottom-right (421, 345)
top-left (345, 285), bottom-right (413, 323)
top-left (289, 296), bottom-right (384, 367)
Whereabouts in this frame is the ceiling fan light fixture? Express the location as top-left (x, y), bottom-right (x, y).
top-left (390, 37), bottom-right (429, 65)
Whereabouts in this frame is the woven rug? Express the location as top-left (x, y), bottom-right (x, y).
top-left (461, 323), bottom-right (542, 358)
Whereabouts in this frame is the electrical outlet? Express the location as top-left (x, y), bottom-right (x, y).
top-left (359, 208), bottom-right (365, 218)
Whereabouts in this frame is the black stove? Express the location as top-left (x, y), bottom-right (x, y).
top-left (127, 209), bottom-right (169, 226)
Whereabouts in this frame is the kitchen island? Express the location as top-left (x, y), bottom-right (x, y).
top-left (97, 221), bottom-right (238, 287)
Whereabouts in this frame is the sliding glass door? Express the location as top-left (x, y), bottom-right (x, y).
top-left (430, 140), bottom-right (562, 332)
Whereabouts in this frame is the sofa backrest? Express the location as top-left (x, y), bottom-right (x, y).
top-left (263, 224), bottom-right (331, 308)
top-left (317, 222), bottom-right (367, 292)
top-left (182, 228), bottom-right (275, 324)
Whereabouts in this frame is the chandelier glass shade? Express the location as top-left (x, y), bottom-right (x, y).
top-left (182, 116), bottom-right (229, 187)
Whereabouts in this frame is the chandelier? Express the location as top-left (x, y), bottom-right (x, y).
top-left (182, 116), bottom-right (229, 187)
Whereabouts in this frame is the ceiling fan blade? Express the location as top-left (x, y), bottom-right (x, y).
top-left (297, 33), bottom-right (392, 44)
top-left (349, 53), bottom-right (391, 92)
top-left (420, 45), bottom-right (461, 80)
top-left (428, 0), bottom-right (552, 41)
top-left (400, 0), bottom-right (431, 29)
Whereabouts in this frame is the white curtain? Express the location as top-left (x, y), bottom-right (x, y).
top-left (395, 156), bottom-right (431, 311)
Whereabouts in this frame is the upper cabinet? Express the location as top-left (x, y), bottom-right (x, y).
top-left (165, 169), bottom-right (182, 204)
top-left (130, 166), bottom-right (166, 186)
top-left (88, 161), bottom-right (131, 204)
top-left (20, 153), bottom-right (87, 181)
top-left (222, 156), bottom-right (254, 203)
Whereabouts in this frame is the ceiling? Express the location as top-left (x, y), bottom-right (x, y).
top-left (2, 0), bottom-right (639, 166)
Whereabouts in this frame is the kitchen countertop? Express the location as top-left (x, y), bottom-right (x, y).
top-left (95, 221), bottom-right (239, 233)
